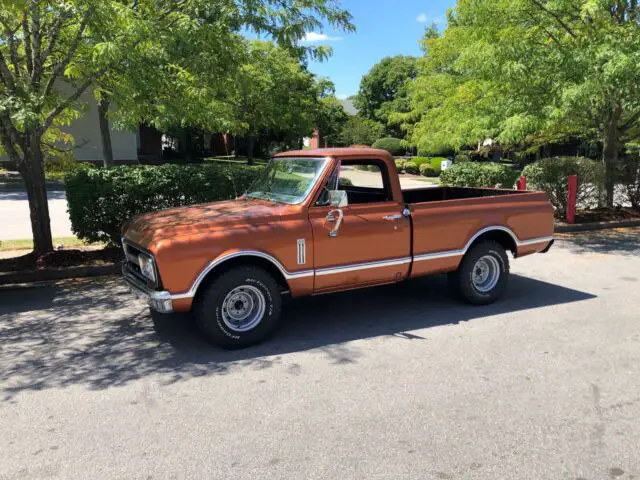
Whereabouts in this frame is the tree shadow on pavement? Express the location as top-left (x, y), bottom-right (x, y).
top-left (0, 274), bottom-right (595, 400)
top-left (557, 228), bottom-right (640, 256)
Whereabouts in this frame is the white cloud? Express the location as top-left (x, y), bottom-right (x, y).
top-left (301, 32), bottom-right (343, 43)
top-left (416, 13), bottom-right (428, 23)
top-left (433, 16), bottom-right (444, 25)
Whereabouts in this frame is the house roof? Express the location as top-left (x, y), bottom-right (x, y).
top-left (339, 98), bottom-right (357, 116)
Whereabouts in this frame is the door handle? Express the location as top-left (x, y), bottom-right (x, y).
top-left (327, 209), bottom-right (344, 237)
top-left (382, 214), bottom-right (403, 221)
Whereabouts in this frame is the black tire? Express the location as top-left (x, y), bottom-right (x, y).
top-left (195, 266), bottom-right (282, 349)
top-left (449, 240), bottom-right (509, 305)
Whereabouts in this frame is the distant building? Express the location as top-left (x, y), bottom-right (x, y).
top-left (339, 98), bottom-right (358, 116)
top-left (0, 85), bottom-right (139, 168)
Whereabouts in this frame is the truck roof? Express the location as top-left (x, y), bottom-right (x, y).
top-left (274, 147), bottom-right (392, 159)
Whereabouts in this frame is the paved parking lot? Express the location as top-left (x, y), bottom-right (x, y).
top-left (1, 229), bottom-right (639, 479)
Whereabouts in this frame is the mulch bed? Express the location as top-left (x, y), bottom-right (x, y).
top-left (0, 247), bottom-right (123, 273)
top-left (573, 207), bottom-right (640, 223)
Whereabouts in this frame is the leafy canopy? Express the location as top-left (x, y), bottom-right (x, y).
top-left (354, 55), bottom-right (417, 136)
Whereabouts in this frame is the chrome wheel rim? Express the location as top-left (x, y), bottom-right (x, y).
top-left (221, 285), bottom-right (266, 332)
top-left (472, 255), bottom-right (500, 293)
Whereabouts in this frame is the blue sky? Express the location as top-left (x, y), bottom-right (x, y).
top-left (304, 0), bottom-right (456, 98)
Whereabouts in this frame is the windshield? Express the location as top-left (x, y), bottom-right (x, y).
top-left (245, 157), bottom-right (328, 204)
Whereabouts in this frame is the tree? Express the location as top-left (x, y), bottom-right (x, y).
top-left (226, 41), bottom-right (320, 163)
top-left (354, 55), bottom-right (417, 137)
top-left (0, 0), bottom-right (353, 255)
top-left (314, 78), bottom-right (348, 147)
top-left (338, 116), bottom-right (384, 146)
top-left (406, 0), bottom-right (640, 207)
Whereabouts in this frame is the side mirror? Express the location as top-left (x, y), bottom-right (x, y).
top-left (329, 190), bottom-right (348, 208)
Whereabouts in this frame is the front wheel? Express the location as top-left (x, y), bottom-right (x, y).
top-left (195, 266), bottom-right (282, 349)
top-left (449, 240), bottom-right (510, 305)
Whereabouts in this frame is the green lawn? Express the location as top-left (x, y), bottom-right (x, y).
top-left (0, 236), bottom-right (102, 252)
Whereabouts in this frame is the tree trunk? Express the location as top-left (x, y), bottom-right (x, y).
top-left (97, 97), bottom-right (114, 168)
top-left (602, 104), bottom-right (622, 208)
top-left (247, 135), bottom-right (255, 165)
top-left (19, 134), bottom-right (54, 254)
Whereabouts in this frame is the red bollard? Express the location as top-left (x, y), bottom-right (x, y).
top-left (517, 176), bottom-right (527, 191)
top-left (566, 175), bottom-right (577, 224)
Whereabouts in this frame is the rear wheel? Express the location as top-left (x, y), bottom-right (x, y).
top-left (195, 266), bottom-right (282, 349)
top-left (449, 240), bottom-right (509, 305)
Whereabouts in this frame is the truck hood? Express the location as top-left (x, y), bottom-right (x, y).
top-left (123, 198), bottom-right (287, 247)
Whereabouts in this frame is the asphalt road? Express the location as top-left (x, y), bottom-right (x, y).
top-left (0, 190), bottom-right (73, 240)
top-left (1, 229), bottom-right (639, 479)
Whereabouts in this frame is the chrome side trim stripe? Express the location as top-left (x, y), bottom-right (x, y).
top-left (413, 249), bottom-right (465, 262)
top-left (413, 228), bottom-right (554, 263)
top-left (315, 257), bottom-right (412, 276)
top-left (172, 251), bottom-right (314, 300)
top-left (517, 235), bottom-right (555, 246)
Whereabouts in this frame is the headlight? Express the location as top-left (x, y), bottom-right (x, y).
top-left (138, 254), bottom-right (157, 283)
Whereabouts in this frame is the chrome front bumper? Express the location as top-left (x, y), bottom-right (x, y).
top-left (122, 264), bottom-right (174, 313)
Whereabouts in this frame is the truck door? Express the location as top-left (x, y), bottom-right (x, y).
top-left (309, 159), bottom-right (411, 293)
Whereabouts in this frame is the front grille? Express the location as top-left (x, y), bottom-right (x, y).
top-left (122, 239), bottom-right (158, 288)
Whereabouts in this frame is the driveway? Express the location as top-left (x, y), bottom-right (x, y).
top-left (1, 229), bottom-right (639, 479)
top-left (0, 190), bottom-right (73, 240)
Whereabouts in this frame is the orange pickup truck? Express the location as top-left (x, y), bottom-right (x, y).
top-left (122, 148), bottom-right (554, 348)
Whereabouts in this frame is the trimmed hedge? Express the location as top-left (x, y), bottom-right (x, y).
top-left (440, 162), bottom-right (519, 188)
top-left (419, 164), bottom-right (438, 177)
top-left (522, 157), bottom-right (604, 214)
top-left (372, 137), bottom-right (405, 155)
top-left (66, 164), bottom-right (263, 245)
top-left (404, 161), bottom-right (419, 175)
top-left (394, 159), bottom-right (407, 173)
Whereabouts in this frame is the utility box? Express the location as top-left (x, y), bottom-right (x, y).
top-left (441, 160), bottom-right (453, 170)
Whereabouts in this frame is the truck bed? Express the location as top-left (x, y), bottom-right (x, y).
top-left (402, 186), bottom-right (534, 205)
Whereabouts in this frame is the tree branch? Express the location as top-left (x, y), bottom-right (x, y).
top-left (0, 19), bottom-right (22, 77)
top-left (42, 7), bottom-right (92, 98)
top-left (43, 138), bottom-right (89, 153)
top-left (21, 15), bottom-right (34, 77)
top-left (38, 13), bottom-right (71, 82)
top-left (31, 3), bottom-right (42, 83)
top-left (619, 110), bottom-right (640, 132)
top-left (0, 51), bottom-right (16, 90)
top-left (0, 112), bottom-right (25, 161)
top-left (530, 0), bottom-right (576, 38)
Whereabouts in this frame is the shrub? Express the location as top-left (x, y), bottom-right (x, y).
top-left (66, 163), bottom-right (263, 245)
top-left (404, 161), bottom-right (419, 175)
top-left (419, 164), bottom-right (438, 177)
top-left (521, 157), bottom-right (604, 214)
top-left (410, 157), bottom-right (431, 167)
top-left (440, 162), bottom-right (520, 189)
top-left (45, 154), bottom-right (94, 181)
top-left (372, 137), bottom-right (405, 155)
top-left (394, 159), bottom-right (406, 172)
top-left (454, 154), bottom-right (472, 163)
top-left (619, 156), bottom-right (640, 210)
top-left (430, 157), bottom-right (447, 171)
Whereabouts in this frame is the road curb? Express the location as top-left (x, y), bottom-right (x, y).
top-left (555, 219), bottom-right (640, 233)
top-left (0, 263), bottom-right (119, 286)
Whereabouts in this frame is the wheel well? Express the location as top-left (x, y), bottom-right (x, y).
top-left (468, 229), bottom-right (517, 256)
top-left (193, 256), bottom-right (290, 303)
